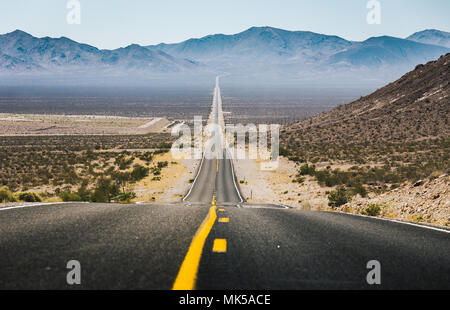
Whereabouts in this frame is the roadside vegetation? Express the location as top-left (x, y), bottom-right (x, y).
top-left (0, 134), bottom-right (173, 203)
top-left (281, 138), bottom-right (449, 216)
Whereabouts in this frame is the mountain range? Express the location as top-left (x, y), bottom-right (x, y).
top-left (0, 27), bottom-right (449, 86)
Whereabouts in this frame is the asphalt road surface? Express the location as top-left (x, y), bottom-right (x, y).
top-left (0, 78), bottom-right (449, 290)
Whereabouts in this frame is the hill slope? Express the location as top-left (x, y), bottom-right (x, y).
top-left (282, 54), bottom-right (449, 226)
top-left (284, 53), bottom-right (450, 145)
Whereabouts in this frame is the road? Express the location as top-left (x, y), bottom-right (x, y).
top-left (0, 78), bottom-right (449, 290)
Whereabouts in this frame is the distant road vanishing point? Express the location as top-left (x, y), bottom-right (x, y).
top-left (0, 78), bottom-right (449, 290)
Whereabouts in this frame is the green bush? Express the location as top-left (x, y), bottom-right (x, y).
top-left (15, 191), bottom-right (42, 202)
top-left (361, 204), bottom-right (382, 217)
top-left (328, 187), bottom-right (349, 208)
top-left (299, 164), bottom-right (316, 176)
top-left (60, 191), bottom-right (82, 202)
top-left (351, 184), bottom-right (368, 198)
top-left (279, 146), bottom-right (290, 157)
top-left (292, 176), bottom-right (305, 184)
top-left (90, 178), bottom-right (116, 203)
top-left (76, 181), bottom-right (92, 201)
top-left (139, 152), bottom-right (153, 163)
top-left (157, 161), bottom-right (168, 169)
top-left (131, 164), bottom-right (150, 182)
top-left (0, 186), bottom-right (16, 203)
top-left (113, 192), bottom-right (136, 203)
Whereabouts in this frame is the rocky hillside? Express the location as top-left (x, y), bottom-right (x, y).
top-left (337, 173), bottom-right (449, 227)
top-left (284, 53), bottom-right (450, 145)
top-left (282, 54), bottom-right (449, 227)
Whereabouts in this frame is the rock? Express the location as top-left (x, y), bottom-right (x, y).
top-left (413, 180), bottom-right (424, 187)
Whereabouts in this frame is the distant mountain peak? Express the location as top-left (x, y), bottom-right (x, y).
top-left (4, 29), bottom-right (34, 39)
top-left (407, 29), bottom-right (450, 48)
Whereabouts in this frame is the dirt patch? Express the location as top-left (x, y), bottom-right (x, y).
top-left (233, 156), bottom-right (331, 209)
top-left (0, 113), bottom-right (171, 135)
top-left (130, 152), bottom-right (199, 203)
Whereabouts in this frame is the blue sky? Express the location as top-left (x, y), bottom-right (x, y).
top-left (0, 0), bottom-right (449, 49)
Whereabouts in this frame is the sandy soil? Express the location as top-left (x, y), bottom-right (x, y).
top-left (233, 156), bottom-right (331, 209)
top-left (130, 152), bottom-right (199, 203)
top-left (0, 113), bottom-right (171, 135)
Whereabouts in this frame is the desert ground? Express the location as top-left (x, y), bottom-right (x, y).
top-left (0, 113), bottom-right (178, 135)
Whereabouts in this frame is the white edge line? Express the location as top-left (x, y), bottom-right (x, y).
top-left (0, 202), bottom-right (88, 211)
top-left (226, 148), bottom-right (244, 203)
top-left (333, 211), bottom-right (450, 234)
top-left (275, 204), bottom-right (291, 209)
top-left (182, 154), bottom-right (205, 202)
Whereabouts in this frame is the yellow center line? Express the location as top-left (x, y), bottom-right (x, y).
top-left (213, 239), bottom-right (227, 253)
top-left (172, 203), bottom-right (217, 290)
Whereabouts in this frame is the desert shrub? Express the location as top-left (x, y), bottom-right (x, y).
top-left (0, 186), bottom-right (16, 203)
top-left (328, 186), bottom-right (349, 208)
top-left (15, 191), bottom-right (42, 202)
top-left (299, 164), bottom-right (316, 176)
top-left (60, 191), bottom-right (82, 202)
top-left (351, 184), bottom-right (368, 198)
top-left (292, 176), bottom-right (305, 184)
top-left (90, 179), bottom-right (116, 203)
top-left (76, 181), bottom-right (91, 201)
top-left (361, 203), bottom-right (382, 216)
top-left (157, 161), bottom-right (169, 169)
top-left (139, 152), bottom-right (153, 163)
top-left (152, 169), bottom-right (161, 176)
top-left (115, 156), bottom-right (134, 170)
top-left (113, 192), bottom-right (136, 203)
top-left (131, 164), bottom-right (150, 182)
top-left (279, 146), bottom-right (290, 157)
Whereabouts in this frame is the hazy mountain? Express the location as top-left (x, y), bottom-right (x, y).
top-left (146, 26), bottom-right (449, 83)
top-left (147, 27), bottom-right (353, 70)
top-left (327, 36), bottom-right (448, 68)
top-left (284, 53), bottom-right (450, 145)
top-left (0, 27), bottom-right (449, 87)
top-left (407, 29), bottom-right (450, 48)
top-left (0, 30), bottom-right (200, 74)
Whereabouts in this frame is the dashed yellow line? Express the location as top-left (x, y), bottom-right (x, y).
top-left (213, 239), bottom-right (227, 253)
top-left (172, 204), bottom-right (217, 290)
top-left (218, 217), bottom-right (229, 223)
top-left (218, 208), bottom-right (225, 212)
